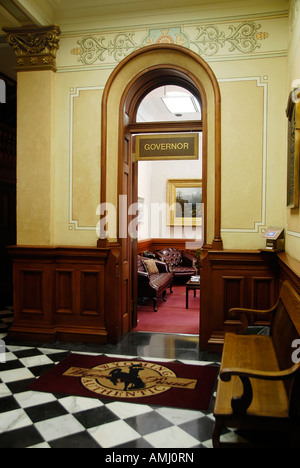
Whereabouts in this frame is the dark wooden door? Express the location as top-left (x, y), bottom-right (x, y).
top-left (131, 159), bottom-right (138, 328)
top-left (0, 74), bottom-right (16, 307)
top-left (120, 112), bottom-right (133, 336)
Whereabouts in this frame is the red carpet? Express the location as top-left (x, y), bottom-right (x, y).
top-left (28, 354), bottom-right (218, 411)
top-left (134, 285), bottom-right (199, 334)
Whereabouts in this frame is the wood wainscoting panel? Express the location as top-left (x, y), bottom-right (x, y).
top-left (80, 269), bottom-right (105, 319)
top-left (251, 276), bottom-right (275, 326)
top-left (223, 276), bottom-right (245, 325)
top-left (8, 246), bottom-right (121, 343)
top-left (14, 263), bottom-right (53, 328)
top-left (200, 250), bottom-right (279, 352)
top-left (56, 269), bottom-right (74, 315)
top-left (20, 270), bottom-right (44, 314)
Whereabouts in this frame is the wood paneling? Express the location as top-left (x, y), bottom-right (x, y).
top-left (80, 270), bottom-right (101, 317)
top-left (56, 269), bottom-right (73, 314)
top-left (20, 270), bottom-right (44, 314)
top-left (10, 245), bottom-right (297, 350)
top-left (251, 277), bottom-right (274, 325)
top-left (200, 250), bottom-right (279, 352)
top-left (277, 252), bottom-right (300, 295)
top-left (138, 238), bottom-right (199, 254)
top-left (223, 276), bottom-right (245, 323)
top-left (8, 246), bottom-right (121, 343)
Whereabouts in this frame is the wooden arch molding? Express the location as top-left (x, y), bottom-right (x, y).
top-left (100, 44), bottom-right (223, 250)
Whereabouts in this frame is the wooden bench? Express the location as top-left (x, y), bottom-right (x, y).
top-left (213, 280), bottom-right (300, 448)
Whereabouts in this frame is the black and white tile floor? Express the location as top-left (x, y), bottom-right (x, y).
top-left (0, 308), bottom-right (284, 449)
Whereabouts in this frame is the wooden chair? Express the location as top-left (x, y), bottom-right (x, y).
top-left (213, 281), bottom-right (300, 447)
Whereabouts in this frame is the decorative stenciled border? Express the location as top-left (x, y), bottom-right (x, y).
top-left (57, 15), bottom-right (288, 72)
top-left (71, 22), bottom-right (268, 66)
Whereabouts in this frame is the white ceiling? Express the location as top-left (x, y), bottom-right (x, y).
top-left (0, 0), bottom-right (290, 35)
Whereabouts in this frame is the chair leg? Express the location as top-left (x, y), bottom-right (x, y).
top-left (153, 298), bottom-right (158, 312)
top-left (212, 419), bottom-right (223, 448)
top-left (163, 290), bottom-right (167, 301)
top-left (170, 285), bottom-right (173, 293)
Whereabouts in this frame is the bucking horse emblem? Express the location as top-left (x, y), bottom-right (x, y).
top-left (108, 364), bottom-right (145, 391)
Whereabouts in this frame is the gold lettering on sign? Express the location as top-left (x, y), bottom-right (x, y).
top-left (144, 142), bottom-right (190, 151)
top-left (135, 133), bottom-right (199, 161)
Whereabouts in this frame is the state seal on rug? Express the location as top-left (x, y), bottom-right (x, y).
top-left (63, 360), bottom-right (198, 399)
top-left (28, 354), bottom-right (219, 411)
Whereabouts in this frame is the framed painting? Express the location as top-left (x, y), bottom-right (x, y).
top-left (167, 179), bottom-right (202, 226)
top-left (286, 91), bottom-right (300, 209)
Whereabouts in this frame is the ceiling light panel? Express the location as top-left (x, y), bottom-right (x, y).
top-left (162, 96), bottom-right (201, 115)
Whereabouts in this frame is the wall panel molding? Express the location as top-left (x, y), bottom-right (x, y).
top-left (220, 76), bottom-right (268, 233)
top-left (69, 86), bottom-right (104, 231)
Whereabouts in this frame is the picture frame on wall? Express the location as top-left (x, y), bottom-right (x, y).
top-left (167, 179), bottom-right (202, 226)
top-left (286, 90), bottom-right (300, 209)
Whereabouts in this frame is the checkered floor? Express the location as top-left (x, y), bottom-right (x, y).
top-left (0, 307), bottom-right (272, 449)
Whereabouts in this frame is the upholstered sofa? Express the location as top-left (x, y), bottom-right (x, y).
top-left (137, 256), bottom-right (173, 312)
top-left (156, 247), bottom-right (197, 280)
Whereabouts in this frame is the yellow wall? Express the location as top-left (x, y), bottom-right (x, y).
top-left (16, 3), bottom-right (292, 252)
top-left (216, 56), bottom-right (287, 250)
top-left (17, 70), bottom-right (55, 245)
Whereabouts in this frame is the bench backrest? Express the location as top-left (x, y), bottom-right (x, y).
top-left (272, 281), bottom-right (300, 413)
top-left (272, 281), bottom-right (300, 371)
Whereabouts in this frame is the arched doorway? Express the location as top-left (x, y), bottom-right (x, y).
top-left (99, 44), bottom-right (222, 340)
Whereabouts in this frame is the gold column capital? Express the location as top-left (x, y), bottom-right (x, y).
top-left (3, 25), bottom-right (61, 72)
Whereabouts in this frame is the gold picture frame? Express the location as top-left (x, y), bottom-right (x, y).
top-left (167, 179), bottom-right (202, 226)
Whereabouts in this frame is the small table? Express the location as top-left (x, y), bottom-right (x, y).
top-left (186, 278), bottom-right (200, 309)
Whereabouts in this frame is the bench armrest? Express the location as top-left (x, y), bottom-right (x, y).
top-left (229, 302), bottom-right (278, 334)
top-left (220, 362), bottom-right (300, 415)
top-left (221, 361), bottom-right (300, 382)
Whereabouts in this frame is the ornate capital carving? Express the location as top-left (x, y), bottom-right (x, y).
top-left (3, 25), bottom-right (61, 72)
